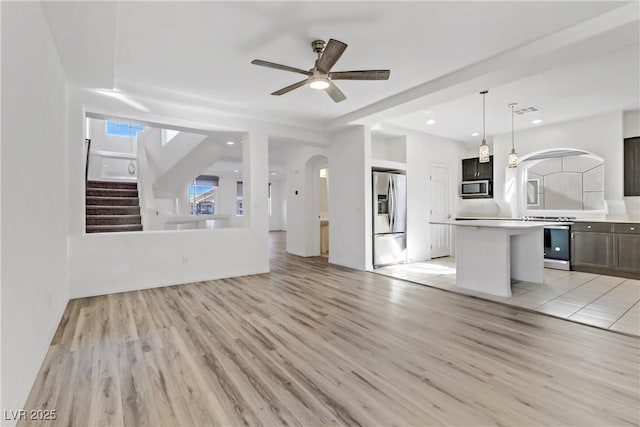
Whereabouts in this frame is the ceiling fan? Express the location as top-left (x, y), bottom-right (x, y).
top-left (251, 39), bottom-right (390, 103)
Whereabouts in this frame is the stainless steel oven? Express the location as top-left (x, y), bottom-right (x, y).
top-left (523, 216), bottom-right (573, 270)
top-left (543, 225), bottom-right (571, 270)
top-left (460, 180), bottom-right (491, 198)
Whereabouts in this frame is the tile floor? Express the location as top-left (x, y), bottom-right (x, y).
top-left (375, 257), bottom-right (640, 336)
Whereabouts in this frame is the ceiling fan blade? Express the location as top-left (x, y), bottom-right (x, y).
top-left (271, 79), bottom-right (308, 96)
top-left (330, 70), bottom-right (390, 80)
top-left (317, 39), bottom-right (347, 73)
top-left (325, 80), bottom-right (346, 103)
top-left (251, 59), bottom-right (311, 76)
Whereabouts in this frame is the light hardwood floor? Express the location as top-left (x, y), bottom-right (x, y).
top-left (21, 232), bottom-right (640, 426)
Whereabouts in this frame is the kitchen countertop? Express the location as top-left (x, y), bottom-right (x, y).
top-left (571, 217), bottom-right (640, 224)
top-left (455, 216), bottom-right (640, 224)
top-left (455, 216), bottom-right (517, 220)
top-left (431, 220), bottom-right (566, 228)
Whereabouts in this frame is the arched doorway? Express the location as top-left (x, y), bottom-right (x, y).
top-left (305, 155), bottom-right (329, 257)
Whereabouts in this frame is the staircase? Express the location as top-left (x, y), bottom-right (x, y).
top-left (86, 181), bottom-right (143, 233)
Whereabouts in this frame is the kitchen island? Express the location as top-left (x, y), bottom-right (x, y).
top-left (431, 220), bottom-right (564, 297)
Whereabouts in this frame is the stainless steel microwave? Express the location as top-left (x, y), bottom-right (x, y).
top-left (461, 180), bottom-right (492, 198)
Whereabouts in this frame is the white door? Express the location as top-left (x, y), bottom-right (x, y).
top-left (429, 165), bottom-right (451, 258)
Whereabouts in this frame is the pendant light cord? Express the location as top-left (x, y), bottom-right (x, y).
top-left (482, 93), bottom-right (486, 141)
top-left (511, 105), bottom-right (515, 150)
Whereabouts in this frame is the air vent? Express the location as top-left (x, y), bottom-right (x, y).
top-left (513, 106), bottom-right (540, 115)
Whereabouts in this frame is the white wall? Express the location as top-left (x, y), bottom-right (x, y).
top-left (372, 135), bottom-right (407, 163)
top-left (328, 125), bottom-right (372, 270)
top-left (1, 2), bottom-right (70, 420)
top-left (68, 228), bottom-right (266, 297)
top-left (405, 130), bottom-right (463, 262)
top-left (623, 109), bottom-right (640, 138)
top-left (217, 175), bottom-right (240, 216)
top-left (319, 175), bottom-right (328, 219)
top-left (493, 111), bottom-right (626, 215)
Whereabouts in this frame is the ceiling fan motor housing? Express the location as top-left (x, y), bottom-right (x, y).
top-left (311, 40), bottom-right (326, 53)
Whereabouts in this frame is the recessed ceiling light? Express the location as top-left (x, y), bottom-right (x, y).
top-left (471, 132), bottom-right (480, 137)
top-left (426, 119), bottom-right (436, 125)
top-left (233, 169), bottom-right (239, 173)
top-left (532, 119), bottom-right (543, 124)
top-left (226, 141), bottom-right (235, 145)
top-left (270, 172), bottom-right (276, 176)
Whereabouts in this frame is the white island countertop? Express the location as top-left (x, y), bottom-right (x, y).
top-left (431, 220), bottom-right (566, 228)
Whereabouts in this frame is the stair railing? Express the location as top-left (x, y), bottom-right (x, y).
top-left (85, 138), bottom-right (91, 185)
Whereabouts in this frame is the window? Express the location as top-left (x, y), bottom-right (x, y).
top-left (105, 121), bottom-right (148, 137)
top-left (236, 181), bottom-right (243, 216)
top-left (189, 175), bottom-right (218, 214)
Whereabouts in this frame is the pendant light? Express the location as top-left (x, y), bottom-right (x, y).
top-left (508, 103), bottom-right (518, 168)
top-left (479, 90), bottom-right (490, 163)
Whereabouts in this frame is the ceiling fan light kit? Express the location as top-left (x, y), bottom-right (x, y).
top-left (309, 74), bottom-right (330, 90)
top-left (251, 38), bottom-right (390, 103)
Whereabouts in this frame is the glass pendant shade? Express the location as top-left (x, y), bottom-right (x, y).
top-left (478, 90), bottom-right (490, 163)
top-left (508, 148), bottom-right (518, 168)
top-left (479, 140), bottom-right (490, 163)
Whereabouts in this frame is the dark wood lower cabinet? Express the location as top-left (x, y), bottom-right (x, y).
top-left (571, 222), bottom-right (640, 279)
top-left (571, 232), bottom-right (613, 270)
top-left (614, 233), bottom-right (640, 275)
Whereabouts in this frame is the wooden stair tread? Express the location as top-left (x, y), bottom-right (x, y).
top-left (86, 206), bottom-right (140, 215)
top-left (87, 180), bottom-right (138, 190)
top-left (86, 196), bottom-right (140, 206)
top-left (86, 215), bottom-right (142, 226)
top-left (86, 188), bottom-right (139, 197)
top-left (86, 224), bottom-right (143, 233)
top-left (85, 214), bottom-right (141, 218)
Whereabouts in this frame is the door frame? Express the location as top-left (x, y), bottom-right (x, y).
top-left (306, 155), bottom-right (328, 256)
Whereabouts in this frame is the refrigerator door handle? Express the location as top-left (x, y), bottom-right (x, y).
top-left (389, 177), bottom-right (395, 230)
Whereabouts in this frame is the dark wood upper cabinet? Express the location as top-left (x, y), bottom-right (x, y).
top-left (477, 157), bottom-right (494, 180)
top-left (462, 158), bottom-right (478, 181)
top-left (462, 156), bottom-right (493, 181)
top-left (624, 137), bottom-right (640, 196)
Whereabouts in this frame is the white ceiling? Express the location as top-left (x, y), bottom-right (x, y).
top-left (383, 44), bottom-right (640, 143)
top-left (41, 1), bottom-right (637, 134)
top-left (40, 0), bottom-right (640, 184)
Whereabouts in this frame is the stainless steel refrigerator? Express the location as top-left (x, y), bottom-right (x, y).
top-left (373, 171), bottom-right (407, 267)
